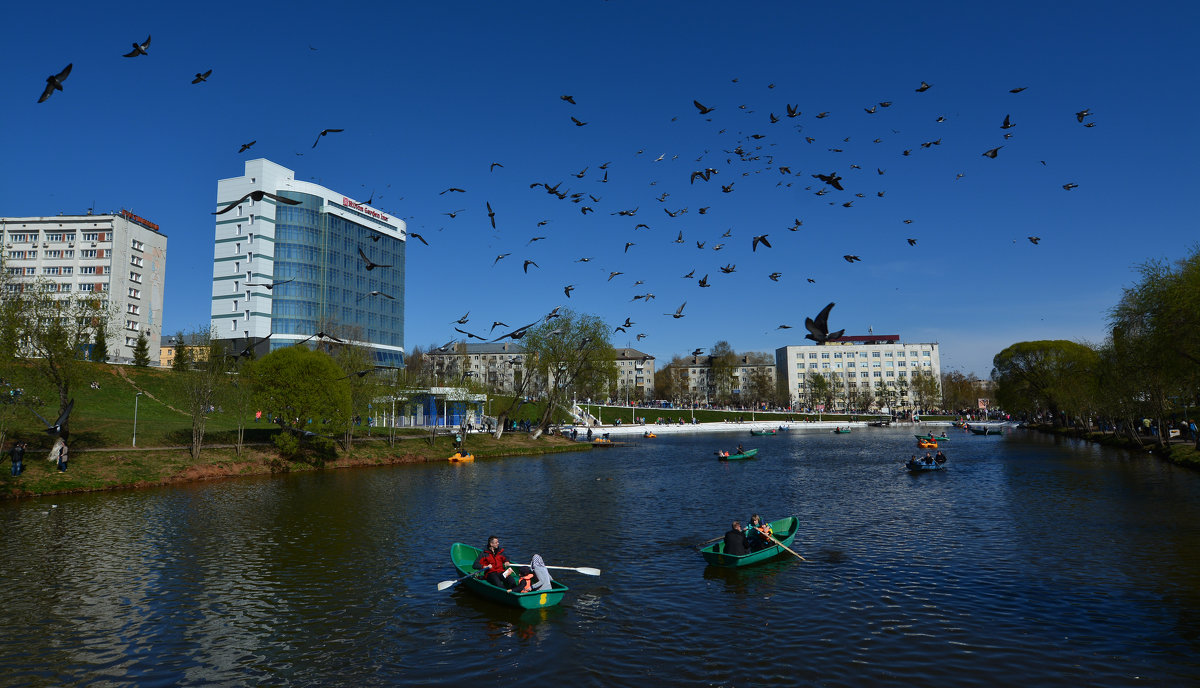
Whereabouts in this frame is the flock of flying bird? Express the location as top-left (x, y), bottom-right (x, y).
top-left (34, 33), bottom-right (1096, 362)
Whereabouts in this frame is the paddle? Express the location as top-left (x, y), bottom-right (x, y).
top-left (436, 569), bottom-right (482, 591)
top-left (694, 535), bottom-right (724, 550)
top-left (766, 532), bottom-right (807, 562)
top-left (509, 563), bottom-right (601, 576)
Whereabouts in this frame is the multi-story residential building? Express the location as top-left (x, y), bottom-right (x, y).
top-left (613, 348), bottom-right (654, 402)
top-left (210, 159), bottom-right (405, 366)
top-left (159, 334), bottom-right (212, 368)
top-left (660, 353), bottom-right (775, 406)
top-left (424, 342), bottom-right (527, 393)
top-left (775, 333), bottom-right (941, 411)
top-left (0, 211), bottom-right (168, 364)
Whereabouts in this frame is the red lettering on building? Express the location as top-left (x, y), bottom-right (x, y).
top-left (339, 197), bottom-right (389, 223)
top-left (118, 209), bottom-right (160, 232)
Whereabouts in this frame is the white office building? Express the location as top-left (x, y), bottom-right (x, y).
top-left (775, 334), bottom-right (941, 411)
top-left (1, 211), bottom-right (168, 363)
top-left (211, 159), bottom-right (406, 365)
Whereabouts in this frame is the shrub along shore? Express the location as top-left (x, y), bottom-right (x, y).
top-left (1026, 422), bottom-right (1200, 468)
top-left (1, 432), bottom-right (588, 500)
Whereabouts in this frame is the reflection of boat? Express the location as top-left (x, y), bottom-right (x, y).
top-left (917, 439), bottom-right (938, 448)
top-left (447, 453), bottom-right (475, 462)
top-left (750, 429), bottom-right (776, 436)
top-left (449, 543), bottom-right (569, 610)
top-left (717, 449), bottom-right (758, 461)
top-left (969, 426), bottom-right (1004, 436)
top-left (777, 426), bottom-right (791, 432)
top-left (868, 420), bottom-right (891, 427)
top-left (906, 458), bottom-right (946, 472)
top-left (700, 517), bottom-right (800, 567)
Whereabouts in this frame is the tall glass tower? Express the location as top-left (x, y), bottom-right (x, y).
top-left (210, 159), bottom-right (405, 365)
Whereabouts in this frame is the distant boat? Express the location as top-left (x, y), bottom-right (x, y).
top-left (832, 428), bottom-right (852, 434)
top-left (969, 426), bottom-right (1004, 436)
top-left (750, 429), bottom-right (776, 436)
top-left (906, 458), bottom-right (946, 472)
top-left (717, 448), bottom-right (758, 461)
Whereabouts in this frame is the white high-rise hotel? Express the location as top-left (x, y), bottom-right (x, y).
top-left (776, 334), bottom-right (941, 411)
top-left (0, 212), bottom-right (168, 363)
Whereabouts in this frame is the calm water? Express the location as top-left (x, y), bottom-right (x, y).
top-left (2, 427), bottom-right (1199, 686)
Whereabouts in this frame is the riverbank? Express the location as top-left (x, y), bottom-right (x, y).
top-left (572, 419), bottom-right (952, 437)
top-left (1027, 423), bottom-right (1200, 468)
top-left (0, 432), bottom-right (589, 500)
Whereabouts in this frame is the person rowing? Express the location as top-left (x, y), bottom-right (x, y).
top-left (474, 535), bottom-right (517, 590)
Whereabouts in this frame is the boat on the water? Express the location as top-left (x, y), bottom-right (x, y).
top-left (449, 543), bottom-right (569, 609)
top-left (917, 439), bottom-right (938, 448)
top-left (447, 453), bottom-right (474, 462)
top-left (717, 448), bottom-right (758, 461)
top-left (643, 432), bottom-right (657, 438)
top-left (700, 516), bottom-right (800, 567)
top-left (750, 429), bottom-right (776, 436)
top-left (969, 426), bottom-right (1004, 436)
top-left (906, 458), bottom-right (946, 472)
top-left (914, 434), bottom-right (950, 441)
top-left (832, 427), bottom-right (852, 434)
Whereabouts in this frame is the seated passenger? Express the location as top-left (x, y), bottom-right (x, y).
top-left (723, 521), bottom-right (750, 556)
top-left (474, 536), bottom-right (517, 589)
top-left (747, 513), bottom-right (773, 551)
top-left (934, 451), bottom-right (947, 464)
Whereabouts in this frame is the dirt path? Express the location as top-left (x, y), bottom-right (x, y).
top-left (113, 366), bottom-right (189, 416)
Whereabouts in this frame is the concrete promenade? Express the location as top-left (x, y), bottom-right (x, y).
top-left (565, 419), bottom-right (954, 438)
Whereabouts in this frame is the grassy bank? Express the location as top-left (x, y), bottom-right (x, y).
top-left (1029, 423), bottom-right (1200, 468)
top-left (0, 362), bottom-right (590, 499)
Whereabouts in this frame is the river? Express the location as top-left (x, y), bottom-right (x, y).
top-left (1, 426), bottom-right (1198, 686)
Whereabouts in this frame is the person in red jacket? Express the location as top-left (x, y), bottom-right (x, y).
top-left (474, 536), bottom-right (517, 589)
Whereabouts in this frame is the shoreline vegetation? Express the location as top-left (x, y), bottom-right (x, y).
top-left (1025, 422), bottom-right (1200, 468)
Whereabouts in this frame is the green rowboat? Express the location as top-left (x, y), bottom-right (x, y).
top-left (449, 543), bottom-right (569, 609)
top-left (701, 517), bottom-right (800, 567)
top-left (915, 434), bottom-right (950, 441)
top-left (832, 428), bottom-right (852, 434)
top-left (717, 448), bottom-right (758, 461)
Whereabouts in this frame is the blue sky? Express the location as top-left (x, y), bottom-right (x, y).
top-left (5, 1), bottom-right (1197, 377)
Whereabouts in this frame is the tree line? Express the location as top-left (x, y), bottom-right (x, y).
top-left (991, 245), bottom-right (1200, 449)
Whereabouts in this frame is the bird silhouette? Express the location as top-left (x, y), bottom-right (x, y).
top-left (694, 100), bottom-right (715, 115)
top-left (357, 290), bottom-right (395, 301)
top-left (1028, 236), bottom-right (1041, 244)
top-left (454, 327), bottom-right (486, 341)
top-left (239, 141), bottom-right (256, 153)
top-left (608, 271), bottom-right (623, 281)
top-left (698, 275), bottom-right (710, 287)
top-left (191, 69), bottom-right (212, 84)
top-left (1075, 108), bottom-right (1091, 123)
top-left (807, 278), bottom-right (816, 283)
top-left (1001, 114), bottom-right (1015, 129)
top-left (915, 81), bottom-right (931, 92)
top-left (666, 302), bottom-right (687, 318)
top-left (312, 128), bottom-right (344, 148)
top-left (1010, 87), bottom-right (1027, 93)
top-left (523, 260), bottom-right (538, 273)
top-left (490, 321), bottom-right (509, 332)
top-left (564, 285), bottom-right (575, 298)
top-left (246, 277), bottom-right (296, 290)
top-left (38, 63), bottom-right (73, 103)
top-left (1062, 183), bottom-right (1078, 190)
top-left (297, 331), bottom-right (344, 345)
top-left (805, 302), bottom-right (845, 343)
top-left (493, 253), bottom-right (511, 266)
top-left (439, 187), bottom-right (466, 195)
top-left (752, 235), bottom-right (771, 251)
top-left (357, 247), bottom-right (392, 271)
top-left (571, 116), bottom-right (588, 126)
top-left (907, 238), bottom-right (917, 246)
top-left (982, 146), bottom-right (1003, 159)
top-left (561, 95), bottom-right (576, 104)
top-left (813, 172), bottom-right (844, 190)
top-left (453, 312), bottom-right (470, 324)
top-left (720, 264), bottom-right (736, 274)
top-left (31, 399), bottom-right (74, 436)
top-left (213, 190), bottom-right (302, 214)
top-left (487, 202), bottom-right (496, 229)
top-left (123, 35), bottom-right (151, 58)
top-left (843, 255), bottom-right (861, 263)
top-left (408, 231), bottom-right (427, 245)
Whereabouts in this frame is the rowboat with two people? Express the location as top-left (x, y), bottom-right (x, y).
top-left (717, 448), bottom-right (758, 461)
top-left (906, 454), bottom-right (947, 472)
top-left (915, 433), bottom-right (950, 442)
top-left (832, 427), bottom-right (852, 434)
top-left (441, 542), bottom-right (600, 609)
top-left (699, 516), bottom-right (802, 567)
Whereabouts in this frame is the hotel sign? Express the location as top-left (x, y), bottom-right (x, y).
top-left (341, 197), bottom-right (389, 223)
top-left (119, 209), bottom-right (159, 231)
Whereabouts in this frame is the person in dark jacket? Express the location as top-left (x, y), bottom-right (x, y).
top-left (474, 536), bottom-right (517, 589)
top-left (9, 441), bottom-right (24, 476)
top-left (723, 521), bottom-right (750, 556)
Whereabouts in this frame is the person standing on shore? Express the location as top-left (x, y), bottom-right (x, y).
top-left (9, 441), bottom-right (24, 476)
top-left (56, 443), bottom-right (68, 472)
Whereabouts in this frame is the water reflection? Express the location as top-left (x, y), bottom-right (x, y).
top-left (1, 427), bottom-right (1199, 684)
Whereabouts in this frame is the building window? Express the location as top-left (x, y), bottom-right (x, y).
top-left (821, 353), bottom-right (830, 359)
top-left (130, 256), bottom-right (143, 267)
top-left (79, 283), bottom-right (94, 292)
top-left (923, 351), bottom-right (931, 357)
top-left (872, 352), bottom-right (880, 357)
top-left (127, 304), bottom-right (139, 315)
top-left (131, 239), bottom-right (144, 251)
top-left (128, 288), bottom-right (140, 298)
top-left (43, 267), bottom-right (61, 275)
top-left (82, 233), bottom-right (99, 241)
top-left (81, 249), bottom-right (97, 258)
top-left (808, 353), bottom-right (818, 359)
top-left (129, 272), bottom-right (142, 283)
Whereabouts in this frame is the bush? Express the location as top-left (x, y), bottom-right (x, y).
top-left (273, 431), bottom-right (300, 458)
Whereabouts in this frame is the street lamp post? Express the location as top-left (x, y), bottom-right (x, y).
top-left (132, 392), bottom-right (144, 446)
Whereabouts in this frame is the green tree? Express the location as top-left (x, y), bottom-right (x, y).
top-left (333, 339), bottom-right (384, 454)
top-left (941, 370), bottom-right (984, 412)
top-left (806, 373), bottom-right (832, 411)
top-left (991, 340), bottom-right (1099, 424)
top-left (708, 340), bottom-right (737, 405)
top-left (171, 331), bottom-right (192, 372)
top-left (92, 324), bottom-right (109, 363)
top-left (910, 370), bottom-right (941, 413)
top-left (522, 310), bottom-right (618, 438)
top-left (170, 328), bottom-right (230, 459)
top-left (245, 345), bottom-right (351, 455)
top-left (132, 333), bottom-right (151, 366)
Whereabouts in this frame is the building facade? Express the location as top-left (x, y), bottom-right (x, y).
top-left (775, 334), bottom-right (941, 411)
top-left (613, 348), bottom-right (655, 402)
top-left (210, 159), bottom-right (405, 366)
top-left (1, 211), bottom-right (167, 364)
top-left (424, 342), bottom-right (527, 394)
top-left (662, 353), bottom-right (775, 405)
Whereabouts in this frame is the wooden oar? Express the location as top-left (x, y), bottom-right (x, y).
top-left (767, 532), bottom-right (807, 562)
top-left (509, 563), bottom-right (601, 576)
top-left (436, 570), bottom-right (481, 591)
top-left (694, 535), bottom-right (723, 550)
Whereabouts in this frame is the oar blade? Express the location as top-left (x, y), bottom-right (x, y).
top-left (574, 566), bottom-right (601, 576)
top-left (436, 580), bottom-right (458, 591)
